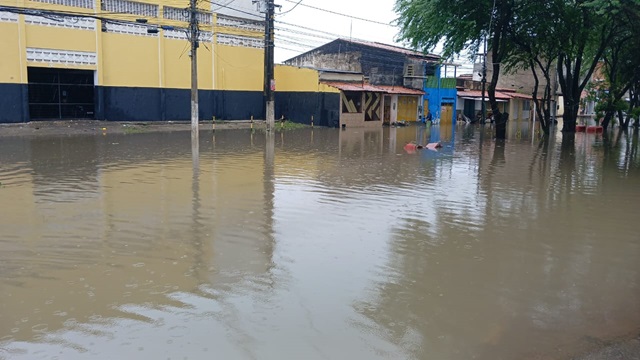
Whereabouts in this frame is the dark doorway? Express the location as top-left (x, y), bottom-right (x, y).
top-left (464, 99), bottom-right (476, 120)
top-left (28, 67), bottom-right (95, 120)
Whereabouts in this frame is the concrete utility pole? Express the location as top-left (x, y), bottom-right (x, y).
top-left (264, 0), bottom-right (275, 131)
top-left (481, 36), bottom-right (487, 124)
top-left (190, 0), bottom-right (199, 135)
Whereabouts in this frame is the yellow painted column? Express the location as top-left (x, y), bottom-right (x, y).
top-left (212, 13), bottom-right (217, 90)
top-left (17, 13), bottom-right (27, 84)
top-left (94, 0), bottom-right (104, 86)
top-left (158, 5), bottom-right (165, 88)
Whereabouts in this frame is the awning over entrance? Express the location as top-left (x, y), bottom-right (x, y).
top-left (322, 82), bottom-right (384, 92)
top-left (375, 86), bottom-right (425, 96)
top-left (322, 82), bottom-right (425, 96)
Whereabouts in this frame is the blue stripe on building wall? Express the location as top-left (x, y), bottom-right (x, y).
top-left (1, 84), bottom-right (341, 127)
top-left (101, 87), bottom-right (264, 122)
top-left (0, 83), bottom-right (29, 123)
top-left (275, 92), bottom-right (340, 127)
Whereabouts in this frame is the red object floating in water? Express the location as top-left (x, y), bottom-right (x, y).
top-left (586, 126), bottom-right (603, 133)
top-left (576, 125), bottom-right (586, 132)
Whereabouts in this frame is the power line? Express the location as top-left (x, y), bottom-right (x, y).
top-left (275, 36), bottom-right (315, 49)
top-left (200, 0), bottom-right (262, 19)
top-left (276, 20), bottom-right (351, 40)
top-left (279, 0), bottom-right (393, 27)
top-left (211, 0), bottom-right (237, 11)
top-left (274, 26), bottom-right (335, 41)
top-left (277, 0), bottom-right (303, 16)
top-left (276, 44), bottom-right (306, 53)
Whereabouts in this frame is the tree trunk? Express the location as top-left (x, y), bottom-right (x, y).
top-left (562, 97), bottom-right (578, 132)
top-left (601, 111), bottom-right (615, 130)
top-left (495, 112), bottom-right (508, 139)
top-left (619, 110), bottom-right (629, 129)
top-left (487, 2), bottom-right (511, 140)
top-left (529, 58), bottom-right (552, 135)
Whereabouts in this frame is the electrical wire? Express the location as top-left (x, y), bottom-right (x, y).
top-left (280, 0), bottom-right (393, 27)
top-left (274, 26), bottom-right (334, 41)
top-left (211, 0), bottom-right (236, 11)
top-left (277, 0), bottom-right (303, 16)
top-left (276, 20), bottom-right (361, 41)
top-left (200, 0), bottom-right (262, 19)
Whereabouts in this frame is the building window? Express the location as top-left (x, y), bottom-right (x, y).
top-left (405, 64), bottom-right (415, 77)
top-left (31, 0), bottom-right (94, 9)
top-left (523, 100), bottom-right (531, 111)
top-left (25, 14), bottom-right (96, 30)
top-left (341, 91), bottom-right (362, 113)
top-left (103, 0), bottom-right (158, 17)
top-left (163, 6), bottom-right (212, 24)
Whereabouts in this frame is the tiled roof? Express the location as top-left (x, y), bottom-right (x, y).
top-left (322, 82), bottom-right (384, 92)
top-left (457, 90), bottom-right (529, 101)
top-left (322, 82), bottom-right (424, 96)
top-left (375, 85), bottom-right (425, 95)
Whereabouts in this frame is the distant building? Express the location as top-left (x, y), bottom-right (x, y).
top-left (466, 52), bottom-right (557, 122)
top-left (285, 38), bottom-right (458, 125)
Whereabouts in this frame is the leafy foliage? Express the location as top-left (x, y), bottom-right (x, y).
top-left (394, 0), bottom-right (640, 135)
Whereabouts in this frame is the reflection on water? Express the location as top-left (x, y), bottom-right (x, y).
top-left (0, 124), bottom-right (639, 360)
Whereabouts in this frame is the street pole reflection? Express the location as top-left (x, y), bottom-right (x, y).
top-left (263, 131), bottom-right (276, 276)
top-left (192, 131), bottom-right (200, 173)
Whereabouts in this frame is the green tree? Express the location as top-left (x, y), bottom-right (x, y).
top-left (555, 0), bottom-right (615, 133)
top-left (394, 0), bottom-right (517, 139)
top-left (395, 0), bottom-right (621, 139)
top-left (594, 0), bottom-right (640, 130)
top-left (504, 0), bottom-right (564, 136)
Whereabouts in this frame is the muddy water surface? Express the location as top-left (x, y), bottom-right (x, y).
top-left (1, 124), bottom-right (639, 359)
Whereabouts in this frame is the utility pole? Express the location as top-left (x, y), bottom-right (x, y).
top-left (481, 35), bottom-right (487, 124)
top-left (189, 0), bottom-right (199, 135)
top-left (264, 0), bottom-right (275, 131)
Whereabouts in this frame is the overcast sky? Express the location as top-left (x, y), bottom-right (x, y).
top-left (268, 0), bottom-right (474, 75)
top-left (273, 0), bottom-right (402, 63)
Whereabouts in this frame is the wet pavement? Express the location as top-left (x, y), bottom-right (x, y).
top-left (0, 122), bottom-right (639, 359)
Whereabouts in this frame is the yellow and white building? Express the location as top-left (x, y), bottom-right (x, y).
top-left (0, 0), bottom-right (270, 122)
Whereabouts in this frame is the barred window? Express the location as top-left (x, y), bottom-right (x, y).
top-left (0, 11), bottom-right (19, 22)
top-left (104, 22), bottom-right (157, 37)
top-left (103, 0), bottom-right (158, 17)
top-left (26, 47), bottom-right (97, 66)
top-left (25, 14), bottom-right (96, 30)
top-left (163, 6), bottom-right (212, 24)
top-left (31, 0), bottom-right (94, 9)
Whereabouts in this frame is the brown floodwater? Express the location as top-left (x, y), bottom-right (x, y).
top-left (0, 122), bottom-right (639, 360)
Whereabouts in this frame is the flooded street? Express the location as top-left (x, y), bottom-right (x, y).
top-left (1, 123), bottom-right (639, 359)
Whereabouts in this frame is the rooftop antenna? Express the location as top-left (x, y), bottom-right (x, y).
top-left (349, 20), bottom-right (353, 42)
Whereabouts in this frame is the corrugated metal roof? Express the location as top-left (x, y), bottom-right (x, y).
top-left (344, 39), bottom-right (441, 61)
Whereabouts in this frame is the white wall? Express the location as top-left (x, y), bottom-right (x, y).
top-left (390, 95), bottom-right (398, 123)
